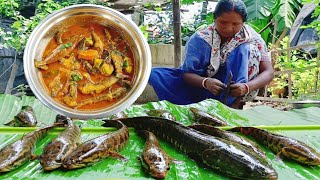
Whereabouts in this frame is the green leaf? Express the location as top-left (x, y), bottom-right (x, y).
top-left (0, 94), bottom-right (320, 179)
top-left (244, 0), bottom-right (276, 20)
top-left (276, 0), bottom-right (302, 28)
top-left (59, 42), bottom-right (73, 50)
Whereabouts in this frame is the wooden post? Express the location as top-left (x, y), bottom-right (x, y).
top-left (316, 49), bottom-right (320, 92)
top-left (5, 51), bottom-right (18, 94)
top-left (272, 20), bottom-right (278, 44)
top-left (287, 39), bottom-right (292, 99)
top-left (173, 0), bottom-right (182, 68)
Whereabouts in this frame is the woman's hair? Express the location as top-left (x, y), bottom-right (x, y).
top-left (214, 0), bottom-right (248, 22)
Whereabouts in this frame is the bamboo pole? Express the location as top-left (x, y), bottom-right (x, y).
top-left (286, 39), bottom-right (292, 99)
top-left (173, 0), bottom-right (182, 68)
top-left (2, 125), bottom-right (320, 134)
top-left (4, 51), bottom-right (18, 94)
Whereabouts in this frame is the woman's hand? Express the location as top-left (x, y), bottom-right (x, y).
top-left (230, 83), bottom-right (247, 97)
top-left (205, 78), bottom-right (226, 95)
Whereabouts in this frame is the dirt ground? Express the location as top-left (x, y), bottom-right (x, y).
top-left (243, 100), bottom-right (293, 111)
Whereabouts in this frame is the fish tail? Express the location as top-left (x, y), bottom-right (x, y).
top-left (4, 119), bottom-right (17, 126)
top-left (228, 126), bottom-right (243, 132)
top-left (102, 120), bottom-right (124, 129)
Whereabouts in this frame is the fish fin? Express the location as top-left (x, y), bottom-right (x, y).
top-left (109, 151), bottom-right (127, 161)
top-left (227, 127), bottom-right (241, 132)
top-left (170, 158), bottom-right (183, 164)
top-left (4, 119), bottom-right (17, 126)
top-left (38, 121), bottom-right (47, 127)
top-left (274, 150), bottom-right (285, 162)
top-left (31, 154), bottom-right (39, 160)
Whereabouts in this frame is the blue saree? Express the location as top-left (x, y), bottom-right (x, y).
top-left (149, 24), bottom-right (269, 106)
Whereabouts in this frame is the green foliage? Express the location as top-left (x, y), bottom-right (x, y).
top-left (244, 0), bottom-right (302, 43)
top-left (244, 0), bottom-right (276, 20)
top-left (271, 36), bottom-right (319, 99)
top-left (275, 0), bottom-right (302, 28)
top-left (181, 0), bottom-right (203, 4)
top-left (0, 0), bottom-right (112, 53)
top-left (0, 0), bottom-right (65, 52)
top-left (301, 0), bottom-right (320, 39)
top-left (0, 0), bottom-right (20, 17)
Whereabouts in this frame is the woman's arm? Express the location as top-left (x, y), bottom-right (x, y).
top-left (182, 73), bottom-right (225, 95)
top-left (230, 61), bottom-right (274, 97)
top-left (248, 61), bottom-right (274, 90)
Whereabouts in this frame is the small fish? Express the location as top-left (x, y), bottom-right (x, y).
top-left (229, 127), bottom-right (320, 165)
top-left (77, 87), bottom-right (127, 108)
top-left (4, 106), bottom-right (37, 127)
top-left (189, 124), bottom-right (266, 158)
top-left (40, 115), bottom-right (81, 171)
top-left (111, 50), bottom-right (125, 78)
top-left (0, 124), bottom-right (57, 172)
top-left (78, 75), bottom-right (118, 95)
top-left (138, 130), bottom-right (172, 179)
top-left (189, 107), bottom-right (228, 126)
top-left (91, 31), bottom-right (103, 54)
top-left (102, 117), bottom-right (277, 179)
top-left (35, 36), bottom-right (83, 68)
top-left (146, 109), bottom-right (176, 120)
top-left (62, 120), bottom-right (129, 169)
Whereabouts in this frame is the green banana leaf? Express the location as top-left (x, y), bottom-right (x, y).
top-left (0, 94), bottom-right (320, 180)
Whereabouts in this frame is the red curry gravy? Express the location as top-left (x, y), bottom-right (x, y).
top-left (38, 23), bottom-right (134, 110)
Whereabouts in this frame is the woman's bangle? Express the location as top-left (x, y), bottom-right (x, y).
top-left (243, 83), bottom-right (250, 96)
top-left (202, 77), bottom-right (209, 89)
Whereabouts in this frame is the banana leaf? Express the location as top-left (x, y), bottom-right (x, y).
top-left (0, 94), bottom-right (320, 180)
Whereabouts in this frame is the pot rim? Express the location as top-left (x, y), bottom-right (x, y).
top-left (23, 4), bottom-right (151, 119)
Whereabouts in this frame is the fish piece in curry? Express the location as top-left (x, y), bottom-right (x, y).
top-left (35, 23), bottom-right (134, 110)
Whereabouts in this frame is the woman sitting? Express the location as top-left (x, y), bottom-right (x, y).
top-left (149, 0), bottom-right (274, 109)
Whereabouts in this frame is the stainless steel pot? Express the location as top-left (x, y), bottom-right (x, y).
top-left (291, 100), bottom-right (320, 109)
top-left (24, 4), bottom-right (151, 119)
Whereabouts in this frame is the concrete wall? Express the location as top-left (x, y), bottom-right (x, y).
top-left (149, 44), bottom-right (185, 67)
top-left (135, 44), bottom-right (185, 103)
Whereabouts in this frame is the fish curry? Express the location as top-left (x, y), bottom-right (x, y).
top-left (35, 23), bottom-right (134, 110)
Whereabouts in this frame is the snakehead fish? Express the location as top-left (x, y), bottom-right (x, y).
top-left (229, 127), bottom-right (320, 165)
top-left (4, 106), bottom-right (37, 127)
top-left (102, 117), bottom-right (277, 179)
top-left (0, 124), bottom-right (57, 172)
top-left (40, 115), bottom-right (81, 171)
top-left (189, 124), bottom-right (266, 158)
top-left (62, 120), bottom-right (129, 169)
top-left (146, 109), bottom-right (176, 120)
top-left (189, 107), bottom-right (228, 126)
top-left (138, 130), bottom-right (172, 179)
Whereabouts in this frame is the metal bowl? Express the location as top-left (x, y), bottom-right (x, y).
top-left (24, 4), bottom-right (151, 119)
top-left (291, 100), bottom-right (320, 109)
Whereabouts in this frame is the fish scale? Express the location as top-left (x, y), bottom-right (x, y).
top-left (138, 130), bottom-right (172, 179)
top-left (40, 115), bottom-right (81, 171)
top-left (103, 117), bottom-right (278, 180)
top-left (229, 127), bottom-right (320, 165)
top-left (189, 124), bottom-right (267, 158)
top-left (0, 125), bottom-right (56, 172)
top-left (62, 120), bottom-right (129, 169)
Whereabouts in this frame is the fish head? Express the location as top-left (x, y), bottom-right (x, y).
top-left (141, 153), bottom-right (170, 179)
top-left (202, 148), bottom-right (278, 180)
top-left (281, 145), bottom-right (320, 165)
top-left (42, 161), bottom-right (61, 171)
top-left (15, 112), bottom-right (37, 127)
top-left (0, 163), bottom-right (14, 173)
top-left (55, 114), bottom-right (71, 124)
top-left (62, 156), bottom-right (87, 169)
